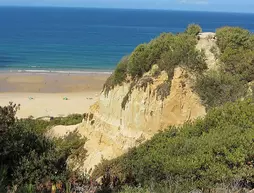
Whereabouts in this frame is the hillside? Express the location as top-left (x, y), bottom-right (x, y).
top-left (94, 99), bottom-right (254, 192)
top-left (64, 25), bottom-right (210, 171)
top-left (90, 25), bottom-right (254, 192)
top-left (62, 25), bottom-right (254, 173)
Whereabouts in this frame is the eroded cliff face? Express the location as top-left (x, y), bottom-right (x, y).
top-left (76, 67), bottom-right (206, 171)
top-left (51, 32), bottom-right (217, 172)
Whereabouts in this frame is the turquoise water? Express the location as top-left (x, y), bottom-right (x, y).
top-left (0, 7), bottom-right (254, 73)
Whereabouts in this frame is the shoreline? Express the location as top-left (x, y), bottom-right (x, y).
top-left (0, 72), bottom-right (109, 93)
top-left (0, 72), bottom-right (109, 118)
top-left (0, 92), bottom-right (99, 118)
top-left (0, 69), bottom-right (113, 75)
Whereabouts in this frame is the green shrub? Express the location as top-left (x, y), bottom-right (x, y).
top-left (157, 33), bottom-right (206, 74)
top-left (185, 24), bottom-right (202, 36)
top-left (0, 102), bottom-right (19, 134)
top-left (194, 27), bottom-right (254, 109)
top-left (216, 27), bottom-right (252, 53)
top-left (17, 114), bottom-right (83, 135)
top-left (221, 47), bottom-right (254, 82)
top-left (93, 99), bottom-right (254, 191)
top-left (145, 33), bottom-right (174, 71)
top-left (0, 104), bottom-right (86, 189)
top-left (54, 130), bottom-right (87, 169)
top-left (215, 27), bottom-right (254, 80)
top-left (18, 119), bottom-right (52, 134)
top-left (128, 44), bottom-right (150, 78)
top-left (49, 114), bottom-right (83, 126)
top-left (195, 71), bottom-right (247, 109)
top-left (114, 56), bottom-right (129, 84)
top-left (119, 186), bottom-right (149, 193)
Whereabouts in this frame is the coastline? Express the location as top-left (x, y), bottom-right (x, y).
top-left (0, 72), bottom-right (110, 118)
top-left (0, 72), bottom-right (110, 93)
top-left (0, 69), bottom-right (113, 75)
top-left (0, 92), bottom-right (99, 119)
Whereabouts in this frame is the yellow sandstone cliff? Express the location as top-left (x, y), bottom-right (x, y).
top-left (51, 32), bottom-right (217, 172)
top-left (78, 67), bottom-right (206, 171)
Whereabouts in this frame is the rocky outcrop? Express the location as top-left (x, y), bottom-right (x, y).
top-left (50, 33), bottom-right (218, 172)
top-left (75, 67), bottom-right (206, 172)
top-left (196, 32), bottom-right (219, 70)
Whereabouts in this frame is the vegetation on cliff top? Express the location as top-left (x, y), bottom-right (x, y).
top-left (185, 23), bottom-right (203, 36)
top-left (93, 26), bottom-right (254, 192)
top-left (195, 26), bottom-right (254, 109)
top-left (104, 24), bottom-right (205, 91)
top-left (104, 25), bottom-right (254, 111)
top-left (103, 24), bottom-right (206, 109)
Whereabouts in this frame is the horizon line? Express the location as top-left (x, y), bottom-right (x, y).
top-left (0, 5), bottom-right (253, 14)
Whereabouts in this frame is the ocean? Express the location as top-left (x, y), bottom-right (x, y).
top-left (0, 7), bottom-right (254, 73)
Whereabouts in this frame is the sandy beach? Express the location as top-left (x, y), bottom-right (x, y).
top-left (0, 73), bottom-right (109, 118)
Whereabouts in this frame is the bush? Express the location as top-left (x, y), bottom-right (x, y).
top-left (114, 56), bottom-right (129, 84)
top-left (215, 27), bottom-right (254, 83)
top-left (158, 34), bottom-right (207, 74)
top-left (54, 130), bottom-right (87, 169)
top-left (216, 27), bottom-right (252, 53)
top-left (0, 102), bottom-right (19, 134)
top-left (221, 47), bottom-right (254, 82)
top-left (17, 114), bottom-right (83, 135)
top-left (49, 114), bottom-right (83, 126)
top-left (128, 44), bottom-right (150, 78)
top-left (195, 71), bottom-right (247, 109)
top-left (194, 26), bottom-right (254, 109)
top-left (93, 99), bottom-right (254, 192)
top-left (145, 33), bottom-right (174, 71)
top-left (0, 104), bottom-right (86, 190)
top-left (17, 119), bottom-right (52, 134)
top-left (185, 24), bottom-right (202, 36)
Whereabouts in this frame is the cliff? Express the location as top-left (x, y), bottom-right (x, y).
top-left (78, 67), bottom-right (207, 171)
top-left (51, 32), bottom-right (217, 172)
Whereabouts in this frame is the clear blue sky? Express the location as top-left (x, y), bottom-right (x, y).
top-left (0, 0), bottom-right (254, 13)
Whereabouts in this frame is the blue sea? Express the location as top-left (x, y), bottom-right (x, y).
top-left (0, 7), bottom-right (254, 73)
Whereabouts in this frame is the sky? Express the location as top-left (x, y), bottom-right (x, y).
top-left (0, 0), bottom-right (253, 13)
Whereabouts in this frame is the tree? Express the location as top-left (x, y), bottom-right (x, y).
top-left (185, 24), bottom-right (202, 36)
